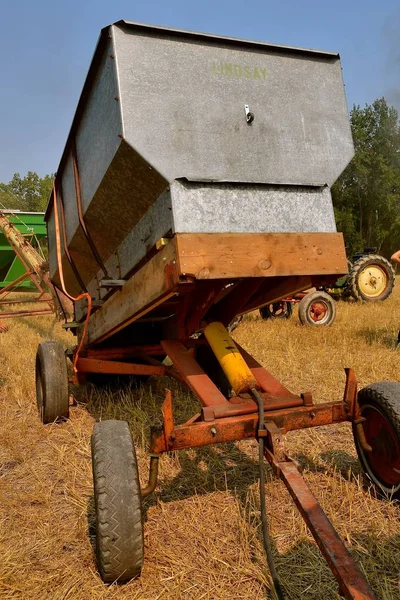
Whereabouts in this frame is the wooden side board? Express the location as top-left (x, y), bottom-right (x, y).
top-left (82, 236), bottom-right (179, 345)
top-left (175, 232), bottom-right (347, 279)
top-left (81, 232), bottom-right (347, 346)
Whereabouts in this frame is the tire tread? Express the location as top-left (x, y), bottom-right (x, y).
top-left (36, 341), bottom-right (69, 423)
top-left (91, 420), bottom-right (143, 583)
top-left (355, 382), bottom-right (400, 498)
top-left (345, 255), bottom-right (395, 302)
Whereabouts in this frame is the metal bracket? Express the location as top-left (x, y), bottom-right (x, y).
top-left (264, 421), bottom-right (286, 462)
top-left (99, 279), bottom-right (125, 288)
top-left (244, 104), bottom-right (254, 124)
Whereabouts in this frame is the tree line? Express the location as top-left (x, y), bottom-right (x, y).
top-left (0, 97), bottom-right (399, 259)
top-left (0, 172), bottom-right (53, 213)
top-left (332, 98), bottom-right (400, 259)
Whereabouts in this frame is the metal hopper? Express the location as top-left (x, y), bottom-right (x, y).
top-left (47, 20), bottom-right (353, 298)
top-left (34, 22), bottom-right (388, 600)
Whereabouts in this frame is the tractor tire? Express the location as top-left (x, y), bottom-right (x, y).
top-left (345, 254), bottom-right (395, 302)
top-left (91, 420), bottom-right (144, 583)
top-left (298, 291), bottom-right (336, 326)
top-left (353, 382), bottom-right (400, 499)
top-left (35, 341), bottom-right (69, 424)
top-left (259, 301), bottom-right (293, 320)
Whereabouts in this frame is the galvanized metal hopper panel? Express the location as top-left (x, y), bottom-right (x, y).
top-left (114, 22), bottom-right (353, 187)
top-left (47, 21), bottom-right (354, 296)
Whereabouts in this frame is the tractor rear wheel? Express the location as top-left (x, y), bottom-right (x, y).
top-left (35, 341), bottom-right (69, 424)
top-left (354, 382), bottom-right (400, 499)
top-left (298, 291), bottom-right (336, 326)
top-left (91, 420), bottom-right (144, 583)
top-left (345, 255), bottom-right (395, 302)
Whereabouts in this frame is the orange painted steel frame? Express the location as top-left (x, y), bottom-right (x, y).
top-left (74, 340), bottom-right (376, 600)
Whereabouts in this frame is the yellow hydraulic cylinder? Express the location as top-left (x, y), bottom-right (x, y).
top-left (204, 321), bottom-right (259, 395)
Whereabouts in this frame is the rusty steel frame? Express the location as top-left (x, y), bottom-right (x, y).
top-left (73, 338), bottom-right (376, 599)
top-left (266, 453), bottom-right (377, 600)
top-left (76, 357), bottom-right (167, 377)
top-left (0, 267), bottom-right (54, 324)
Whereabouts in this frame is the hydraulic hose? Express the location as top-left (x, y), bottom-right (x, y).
top-left (251, 387), bottom-right (285, 600)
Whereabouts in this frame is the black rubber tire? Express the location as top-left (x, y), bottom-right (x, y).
top-left (35, 341), bottom-right (69, 424)
top-left (345, 254), bottom-right (395, 302)
top-left (91, 420), bottom-right (144, 583)
top-left (354, 382), bottom-right (400, 499)
top-left (298, 291), bottom-right (336, 326)
top-left (259, 301), bottom-right (293, 320)
top-left (195, 344), bottom-right (232, 398)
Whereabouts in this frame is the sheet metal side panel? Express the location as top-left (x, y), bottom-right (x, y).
top-left (114, 25), bottom-right (354, 187)
top-left (79, 180), bottom-right (336, 305)
top-left (47, 206), bottom-right (57, 279)
top-left (116, 20), bottom-right (339, 59)
top-left (61, 153), bottom-right (80, 246)
top-left (48, 33), bottom-right (123, 288)
top-left (170, 181), bottom-right (337, 233)
top-left (117, 189), bottom-right (173, 279)
top-left (74, 35), bottom-right (122, 214)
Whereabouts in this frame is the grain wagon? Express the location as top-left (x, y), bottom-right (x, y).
top-left (36, 21), bottom-right (400, 599)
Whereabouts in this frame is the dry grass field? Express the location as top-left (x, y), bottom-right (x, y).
top-left (0, 282), bottom-right (400, 600)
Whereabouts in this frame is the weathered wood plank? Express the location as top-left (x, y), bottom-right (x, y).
top-left (175, 233), bottom-right (347, 279)
top-left (81, 232), bottom-right (347, 346)
top-left (82, 238), bottom-right (179, 345)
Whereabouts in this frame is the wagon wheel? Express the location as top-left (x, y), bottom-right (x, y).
top-left (345, 254), bottom-right (395, 302)
top-left (298, 291), bottom-right (336, 326)
top-left (35, 341), bottom-right (69, 423)
top-left (91, 420), bottom-right (144, 583)
top-left (354, 382), bottom-right (400, 499)
top-left (259, 301), bottom-right (293, 320)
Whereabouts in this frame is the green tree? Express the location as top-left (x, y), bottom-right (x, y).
top-left (332, 98), bottom-right (400, 258)
top-left (0, 182), bottom-right (17, 209)
top-left (0, 172), bottom-right (54, 212)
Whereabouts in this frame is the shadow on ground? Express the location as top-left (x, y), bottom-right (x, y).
top-left (357, 326), bottom-right (399, 350)
top-left (294, 449), bottom-right (361, 481)
top-left (82, 378), bottom-right (397, 599)
top-left (18, 315), bottom-right (59, 338)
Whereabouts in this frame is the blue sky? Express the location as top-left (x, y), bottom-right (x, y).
top-left (0, 0), bottom-right (399, 182)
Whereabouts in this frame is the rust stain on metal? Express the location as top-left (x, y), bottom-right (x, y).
top-left (76, 357), bottom-right (166, 376)
top-left (150, 401), bottom-right (350, 454)
top-left (161, 340), bottom-right (229, 407)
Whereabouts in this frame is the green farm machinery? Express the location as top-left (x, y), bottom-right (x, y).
top-left (0, 210), bottom-right (70, 330)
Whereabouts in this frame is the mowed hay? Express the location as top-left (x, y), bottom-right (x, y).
top-left (0, 282), bottom-right (399, 600)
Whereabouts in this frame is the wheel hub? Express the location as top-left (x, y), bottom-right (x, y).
top-left (310, 301), bottom-right (328, 322)
top-left (358, 265), bottom-right (387, 298)
top-left (362, 405), bottom-right (400, 486)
